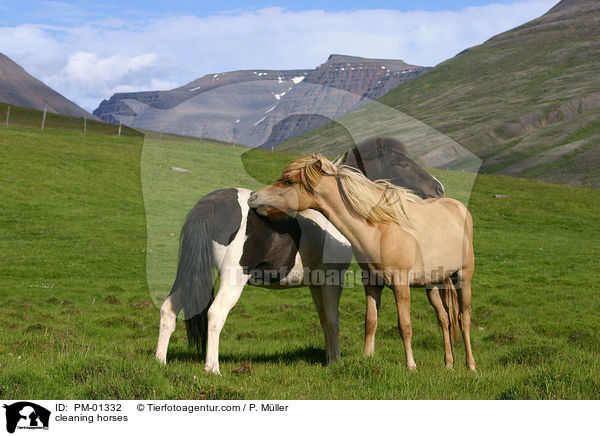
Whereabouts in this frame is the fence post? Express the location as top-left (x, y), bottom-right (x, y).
top-left (5, 106), bottom-right (10, 128)
top-left (41, 108), bottom-right (47, 130)
top-left (118, 121), bottom-right (122, 136)
top-left (84, 116), bottom-right (87, 133)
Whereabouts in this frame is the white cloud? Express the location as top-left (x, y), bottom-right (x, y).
top-left (41, 51), bottom-right (169, 111)
top-left (0, 0), bottom-right (556, 111)
top-left (0, 24), bottom-right (63, 70)
top-left (48, 52), bottom-right (159, 85)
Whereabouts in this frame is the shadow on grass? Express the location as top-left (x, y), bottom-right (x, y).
top-left (168, 345), bottom-right (325, 366)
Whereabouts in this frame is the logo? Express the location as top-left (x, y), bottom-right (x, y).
top-left (3, 402), bottom-right (50, 434)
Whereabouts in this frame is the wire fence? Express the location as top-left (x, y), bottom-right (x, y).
top-left (1, 101), bottom-right (140, 138)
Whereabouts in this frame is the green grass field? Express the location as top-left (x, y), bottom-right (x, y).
top-left (1, 122), bottom-right (599, 399)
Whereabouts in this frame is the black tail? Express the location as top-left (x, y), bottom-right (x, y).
top-left (170, 203), bottom-right (215, 358)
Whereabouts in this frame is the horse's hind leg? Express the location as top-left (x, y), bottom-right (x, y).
top-left (426, 286), bottom-right (454, 369)
top-left (156, 290), bottom-right (183, 364)
top-left (363, 283), bottom-right (383, 356)
top-left (204, 266), bottom-right (249, 375)
top-left (457, 273), bottom-right (476, 371)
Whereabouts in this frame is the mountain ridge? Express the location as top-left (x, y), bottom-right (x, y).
top-left (279, 0), bottom-right (600, 188)
top-left (0, 53), bottom-right (95, 119)
top-left (93, 68), bottom-right (312, 125)
top-left (93, 54), bottom-right (429, 147)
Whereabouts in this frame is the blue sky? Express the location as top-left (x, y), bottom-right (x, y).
top-left (1, 0), bottom-right (547, 25)
top-left (0, 0), bottom-right (558, 110)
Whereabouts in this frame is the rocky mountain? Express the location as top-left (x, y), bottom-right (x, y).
top-left (280, 0), bottom-right (600, 188)
top-left (93, 55), bottom-right (428, 147)
top-left (93, 69), bottom-right (311, 128)
top-left (257, 55), bottom-right (427, 149)
top-left (0, 53), bottom-right (93, 118)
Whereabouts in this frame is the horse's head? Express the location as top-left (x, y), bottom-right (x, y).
top-left (380, 152), bottom-right (445, 198)
top-left (249, 154), bottom-right (333, 218)
top-left (342, 137), bottom-right (445, 198)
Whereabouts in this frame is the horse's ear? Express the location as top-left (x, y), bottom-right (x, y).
top-left (311, 158), bottom-right (323, 173)
top-left (376, 138), bottom-right (386, 156)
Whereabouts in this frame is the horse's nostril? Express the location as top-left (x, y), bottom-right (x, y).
top-left (436, 184), bottom-right (445, 197)
top-left (249, 193), bottom-right (257, 203)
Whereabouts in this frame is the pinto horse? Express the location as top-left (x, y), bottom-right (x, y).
top-left (156, 138), bottom-right (446, 374)
top-left (156, 189), bottom-right (351, 374)
top-left (249, 153), bottom-right (476, 370)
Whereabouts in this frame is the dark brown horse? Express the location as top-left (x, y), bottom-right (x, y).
top-left (340, 137), bottom-right (445, 199)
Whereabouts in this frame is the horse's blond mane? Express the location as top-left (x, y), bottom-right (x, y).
top-left (282, 153), bottom-right (424, 225)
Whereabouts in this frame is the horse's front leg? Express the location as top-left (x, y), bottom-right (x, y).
top-left (319, 282), bottom-right (343, 364)
top-left (363, 283), bottom-right (383, 356)
top-left (309, 284), bottom-right (330, 363)
top-left (392, 278), bottom-right (416, 370)
top-left (204, 266), bottom-right (249, 375)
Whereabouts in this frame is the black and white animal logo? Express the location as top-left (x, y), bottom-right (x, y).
top-left (3, 402), bottom-right (50, 434)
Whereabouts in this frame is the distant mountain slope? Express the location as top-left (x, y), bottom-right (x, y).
top-left (93, 69), bottom-right (311, 126)
top-left (0, 53), bottom-right (94, 119)
top-left (280, 0), bottom-right (600, 188)
top-left (93, 55), bottom-right (429, 147)
top-left (257, 55), bottom-right (428, 149)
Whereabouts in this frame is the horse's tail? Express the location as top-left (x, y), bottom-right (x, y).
top-left (443, 275), bottom-right (461, 343)
top-left (170, 204), bottom-right (215, 359)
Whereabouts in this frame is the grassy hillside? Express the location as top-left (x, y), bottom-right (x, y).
top-left (280, 0), bottom-right (600, 188)
top-left (1, 119), bottom-right (599, 399)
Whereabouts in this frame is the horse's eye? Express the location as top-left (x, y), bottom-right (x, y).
top-left (395, 162), bottom-right (410, 169)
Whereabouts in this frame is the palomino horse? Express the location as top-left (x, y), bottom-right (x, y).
top-left (249, 153), bottom-right (476, 370)
top-left (156, 139), bottom-right (446, 374)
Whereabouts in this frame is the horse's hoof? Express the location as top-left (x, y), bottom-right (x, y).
top-left (155, 354), bottom-right (167, 365)
top-left (408, 364), bottom-right (417, 371)
top-left (204, 365), bottom-right (222, 376)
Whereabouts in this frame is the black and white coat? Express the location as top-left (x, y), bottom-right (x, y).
top-left (156, 188), bottom-right (352, 374)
